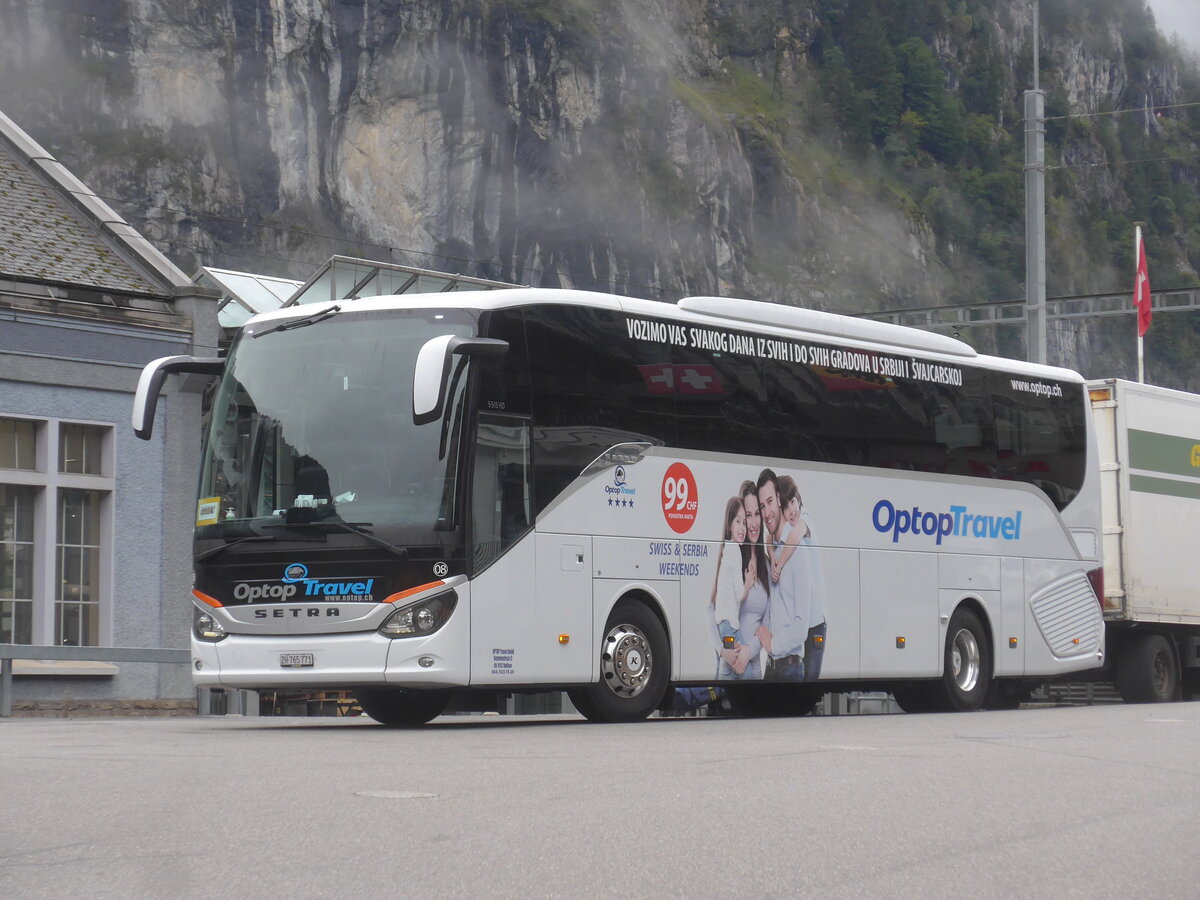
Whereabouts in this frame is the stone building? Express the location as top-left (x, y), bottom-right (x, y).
top-left (0, 109), bottom-right (217, 713)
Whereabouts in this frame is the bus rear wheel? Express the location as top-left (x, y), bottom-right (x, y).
top-left (892, 683), bottom-right (945, 713)
top-left (356, 687), bottom-right (450, 726)
top-left (569, 599), bottom-right (670, 723)
top-left (942, 608), bottom-right (991, 711)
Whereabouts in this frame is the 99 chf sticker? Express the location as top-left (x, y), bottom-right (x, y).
top-left (661, 462), bottom-right (699, 534)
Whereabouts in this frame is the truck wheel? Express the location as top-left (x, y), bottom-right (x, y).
top-left (942, 608), bottom-right (991, 711)
top-left (356, 688), bottom-right (450, 726)
top-left (1116, 634), bottom-right (1177, 703)
top-left (568, 599), bottom-right (670, 723)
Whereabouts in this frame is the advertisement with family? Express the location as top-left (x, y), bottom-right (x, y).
top-left (708, 468), bottom-right (828, 683)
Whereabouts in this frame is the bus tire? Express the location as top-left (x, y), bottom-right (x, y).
top-left (567, 688), bottom-right (600, 721)
top-left (892, 683), bottom-right (945, 713)
top-left (726, 684), bottom-right (820, 717)
top-left (984, 679), bottom-right (1026, 710)
top-left (1116, 634), bottom-right (1177, 703)
top-left (356, 687), bottom-right (450, 726)
top-left (942, 607), bottom-right (991, 711)
top-left (568, 599), bottom-right (670, 723)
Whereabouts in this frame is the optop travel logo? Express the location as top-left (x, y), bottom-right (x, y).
top-left (230, 561), bottom-right (375, 603)
top-left (872, 499), bottom-right (1023, 545)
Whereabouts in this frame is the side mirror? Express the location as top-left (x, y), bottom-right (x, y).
top-left (132, 355), bottom-right (224, 440)
top-left (413, 336), bottom-right (508, 425)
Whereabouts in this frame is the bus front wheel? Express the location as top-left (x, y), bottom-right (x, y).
top-left (356, 687), bottom-right (450, 726)
top-left (569, 599), bottom-right (670, 723)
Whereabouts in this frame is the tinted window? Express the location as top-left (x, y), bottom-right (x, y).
top-left (991, 374), bottom-right (1086, 508)
top-left (479, 310), bottom-right (532, 416)
top-left (520, 304), bottom-right (1084, 514)
top-left (672, 342), bottom-right (769, 456)
top-left (524, 306), bottom-right (674, 513)
top-left (761, 356), bottom-right (861, 464)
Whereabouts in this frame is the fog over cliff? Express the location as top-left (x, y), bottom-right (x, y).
top-left (1, 1), bottom-right (1198, 382)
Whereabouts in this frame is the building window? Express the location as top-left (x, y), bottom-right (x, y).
top-left (59, 424), bottom-right (105, 475)
top-left (0, 418), bottom-right (36, 470)
top-left (57, 489), bottom-right (103, 646)
top-left (0, 417), bottom-right (112, 647)
top-left (0, 485), bottom-right (35, 643)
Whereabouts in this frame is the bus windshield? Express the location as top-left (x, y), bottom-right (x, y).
top-left (197, 308), bottom-right (478, 548)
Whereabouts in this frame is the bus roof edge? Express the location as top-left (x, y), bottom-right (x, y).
top-left (677, 296), bottom-right (978, 359)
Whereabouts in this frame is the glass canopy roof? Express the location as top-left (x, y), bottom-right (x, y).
top-left (196, 267), bottom-right (303, 329)
top-left (288, 256), bottom-right (519, 307)
top-left (197, 257), bottom-right (521, 335)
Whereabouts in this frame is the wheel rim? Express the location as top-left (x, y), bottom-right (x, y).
top-left (600, 623), bottom-right (653, 699)
top-left (1152, 649), bottom-right (1170, 695)
top-left (950, 627), bottom-right (980, 693)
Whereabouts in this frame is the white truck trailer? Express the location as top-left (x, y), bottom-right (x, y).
top-left (1090, 378), bottom-right (1200, 702)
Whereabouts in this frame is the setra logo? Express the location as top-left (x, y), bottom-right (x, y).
top-left (1191, 444), bottom-right (1200, 468)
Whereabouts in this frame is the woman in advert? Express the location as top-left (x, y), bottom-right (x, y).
top-left (707, 482), bottom-right (770, 679)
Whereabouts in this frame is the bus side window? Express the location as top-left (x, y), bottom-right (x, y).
top-left (672, 343), bottom-right (768, 456)
top-left (763, 359), bottom-right (848, 464)
top-left (479, 309), bottom-right (532, 417)
top-left (523, 306), bottom-right (672, 516)
top-left (989, 374), bottom-right (1085, 509)
top-left (934, 369), bottom-right (996, 478)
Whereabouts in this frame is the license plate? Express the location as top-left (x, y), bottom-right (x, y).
top-left (279, 653), bottom-right (314, 668)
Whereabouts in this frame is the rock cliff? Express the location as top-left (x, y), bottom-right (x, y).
top-left (1, 1), bottom-right (1197, 379)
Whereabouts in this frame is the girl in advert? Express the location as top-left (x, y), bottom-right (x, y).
top-left (710, 497), bottom-right (750, 677)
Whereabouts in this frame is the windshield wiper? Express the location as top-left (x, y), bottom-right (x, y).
top-left (195, 534), bottom-right (278, 563)
top-left (262, 519), bottom-right (408, 560)
top-left (251, 304), bottom-right (341, 339)
top-left (194, 524), bottom-right (332, 563)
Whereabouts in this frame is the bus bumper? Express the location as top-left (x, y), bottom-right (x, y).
top-left (193, 607), bottom-right (471, 690)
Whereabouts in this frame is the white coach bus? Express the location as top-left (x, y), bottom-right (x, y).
top-left (133, 289), bottom-right (1104, 723)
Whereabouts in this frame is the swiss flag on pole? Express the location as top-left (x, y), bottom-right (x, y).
top-left (1134, 226), bottom-right (1152, 337)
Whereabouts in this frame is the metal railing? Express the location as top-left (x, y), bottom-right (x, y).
top-left (0, 644), bottom-right (190, 717)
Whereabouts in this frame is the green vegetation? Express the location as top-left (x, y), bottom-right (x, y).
top-left (669, 0), bottom-right (1200, 377)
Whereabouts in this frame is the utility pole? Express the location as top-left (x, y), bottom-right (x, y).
top-left (1024, 0), bottom-right (1047, 365)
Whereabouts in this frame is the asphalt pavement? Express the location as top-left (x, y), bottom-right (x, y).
top-left (3, 702), bottom-right (1198, 898)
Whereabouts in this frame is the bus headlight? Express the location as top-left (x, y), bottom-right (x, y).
top-left (379, 590), bottom-right (457, 638)
top-left (194, 608), bottom-right (228, 642)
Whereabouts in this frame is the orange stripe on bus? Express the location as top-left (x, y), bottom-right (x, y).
top-left (382, 581), bottom-right (446, 604)
top-left (192, 589), bottom-right (223, 608)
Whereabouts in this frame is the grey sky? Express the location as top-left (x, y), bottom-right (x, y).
top-left (1146, 0), bottom-right (1200, 52)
